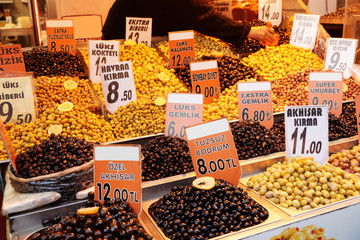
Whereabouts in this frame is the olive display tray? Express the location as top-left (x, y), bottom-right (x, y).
top-left (142, 191), bottom-right (284, 240)
top-left (239, 173), bottom-right (360, 218)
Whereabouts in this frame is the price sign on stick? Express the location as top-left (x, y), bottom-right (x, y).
top-left (185, 118), bottom-right (241, 186)
top-left (0, 118), bottom-right (17, 172)
top-left (89, 40), bottom-right (119, 83)
top-left (290, 14), bottom-right (320, 50)
top-left (0, 44), bottom-right (26, 72)
top-left (308, 72), bottom-right (343, 117)
top-left (324, 38), bottom-right (358, 79)
top-left (0, 74), bottom-right (36, 125)
top-left (94, 145), bottom-right (142, 215)
top-left (100, 61), bottom-right (137, 114)
top-left (190, 60), bottom-right (220, 104)
top-left (285, 106), bottom-right (328, 165)
top-left (46, 19), bottom-right (76, 55)
top-left (237, 81), bottom-right (273, 129)
top-left (169, 30), bottom-right (195, 69)
top-left (355, 95), bottom-right (360, 141)
top-left (125, 17), bottom-right (152, 47)
top-left (258, 0), bottom-right (282, 26)
top-left (165, 93), bottom-right (203, 139)
top-left (213, 0), bottom-right (232, 18)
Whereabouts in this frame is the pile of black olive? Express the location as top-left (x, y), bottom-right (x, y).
top-left (231, 120), bottom-right (285, 160)
top-left (141, 135), bottom-right (193, 181)
top-left (14, 134), bottom-right (94, 178)
top-left (329, 102), bottom-right (357, 141)
top-left (30, 192), bottom-right (153, 240)
top-left (23, 48), bottom-right (85, 77)
top-left (149, 179), bottom-right (269, 240)
top-left (175, 55), bottom-right (261, 92)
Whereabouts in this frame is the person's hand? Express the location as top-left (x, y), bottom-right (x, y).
top-left (247, 26), bottom-right (275, 43)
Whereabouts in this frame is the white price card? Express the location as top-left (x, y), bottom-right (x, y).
top-left (213, 0), bottom-right (232, 18)
top-left (125, 17), bottom-right (152, 47)
top-left (285, 106), bottom-right (328, 165)
top-left (324, 38), bottom-right (358, 79)
top-left (290, 14), bottom-right (320, 50)
top-left (89, 40), bottom-right (120, 83)
top-left (258, 0), bottom-right (282, 26)
top-left (165, 93), bottom-right (203, 139)
top-left (0, 74), bottom-right (36, 125)
top-left (100, 61), bottom-right (137, 114)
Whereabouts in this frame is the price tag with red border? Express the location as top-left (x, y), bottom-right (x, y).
top-left (213, 1), bottom-right (232, 18)
top-left (355, 95), bottom-right (360, 141)
top-left (89, 40), bottom-right (119, 83)
top-left (258, 0), bottom-right (282, 26)
top-left (46, 19), bottom-right (76, 55)
top-left (0, 44), bottom-right (25, 72)
top-left (100, 61), bottom-right (137, 114)
top-left (285, 105), bottom-right (329, 165)
top-left (190, 60), bottom-right (220, 104)
top-left (165, 93), bottom-right (203, 139)
top-left (185, 118), bottom-right (241, 186)
top-left (125, 17), bottom-right (152, 47)
top-left (0, 118), bottom-right (17, 172)
top-left (238, 81), bottom-right (273, 129)
top-left (169, 30), bottom-right (195, 69)
top-left (308, 72), bottom-right (343, 117)
top-left (290, 14), bottom-right (320, 50)
top-left (94, 145), bottom-right (142, 215)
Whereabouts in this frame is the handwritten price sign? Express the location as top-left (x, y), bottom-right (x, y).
top-left (290, 14), bottom-right (320, 50)
top-left (46, 19), bottom-right (76, 55)
top-left (169, 30), bottom-right (195, 69)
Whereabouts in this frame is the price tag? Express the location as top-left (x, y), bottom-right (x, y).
top-left (165, 93), bottom-right (203, 139)
top-left (308, 72), bottom-right (343, 117)
top-left (190, 60), bottom-right (220, 104)
top-left (0, 74), bottom-right (36, 125)
top-left (237, 82), bottom-right (273, 129)
top-left (324, 38), bottom-right (358, 79)
top-left (185, 118), bottom-right (241, 186)
top-left (125, 17), bottom-right (152, 47)
top-left (0, 44), bottom-right (26, 72)
top-left (100, 61), bottom-right (137, 114)
top-left (89, 40), bottom-right (119, 83)
top-left (46, 19), bottom-right (76, 55)
top-left (285, 106), bottom-right (328, 165)
top-left (355, 95), bottom-right (360, 141)
top-left (290, 14), bottom-right (320, 50)
top-left (213, 0), bottom-right (232, 18)
top-left (258, 0), bottom-right (282, 26)
top-left (0, 118), bottom-right (17, 172)
top-left (169, 30), bottom-right (195, 69)
top-left (94, 145), bottom-right (142, 215)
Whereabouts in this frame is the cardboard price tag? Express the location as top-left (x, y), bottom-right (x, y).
top-left (356, 95), bottom-right (360, 141)
top-left (165, 93), bottom-right (203, 139)
top-left (238, 82), bottom-right (273, 129)
top-left (94, 145), bottom-right (142, 215)
top-left (258, 0), bottom-right (282, 26)
top-left (0, 118), bottom-right (17, 172)
top-left (213, 0), bottom-right (232, 18)
top-left (308, 72), bottom-right (343, 117)
top-left (89, 40), bottom-right (119, 83)
top-left (290, 14), bottom-right (320, 50)
top-left (190, 60), bottom-right (220, 104)
top-left (169, 30), bottom-right (195, 69)
top-left (285, 106), bottom-right (329, 165)
top-left (125, 17), bottom-right (152, 47)
top-left (0, 44), bottom-right (25, 72)
top-left (46, 19), bottom-right (76, 55)
top-left (185, 118), bottom-right (241, 186)
top-left (324, 38), bottom-right (358, 79)
top-left (0, 75), bottom-right (36, 125)
top-left (100, 61), bottom-right (137, 114)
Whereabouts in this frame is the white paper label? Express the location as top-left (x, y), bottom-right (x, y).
top-left (285, 105), bottom-right (328, 165)
top-left (89, 40), bottom-right (120, 83)
top-left (290, 14), bottom-right (320, 50)
top-left (324, 38), bottom-right (358, 79)
top-left (213, 1), bottom-right (232, 18)
top-left (100, 61), bottom-right (137, 114)
top-left (258, 0), bottom-right (282, 26)
top-left (125, 17), bottom-right (152, 47)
